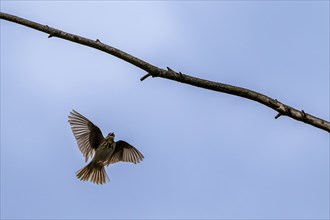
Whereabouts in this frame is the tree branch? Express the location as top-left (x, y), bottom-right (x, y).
top-left (1, 12), bottom-right (329, 132)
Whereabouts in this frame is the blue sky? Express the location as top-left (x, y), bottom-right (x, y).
top-left (1, 1), bottom-right (329, 219)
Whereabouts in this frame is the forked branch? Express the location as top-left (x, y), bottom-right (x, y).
top-left (1, 12), bottom-right (329, 132)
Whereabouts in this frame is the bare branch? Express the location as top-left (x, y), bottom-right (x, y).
top-left (1, 12), bottom-right (329, 132)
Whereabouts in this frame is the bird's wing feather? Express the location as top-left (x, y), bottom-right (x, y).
top-left (106, 140), bottom-right (144, 165)
top-left (68, 110), bottom-right (104, 161)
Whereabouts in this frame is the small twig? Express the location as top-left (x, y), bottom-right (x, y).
top-left (167, 67), bottom-right (174, 72)
top-left (140, 73), bottom-right (152, 81)
top-left (167, 67), bottom-right (184, 79)
top-left (275, 113), bottom-right (282, 119)
top-left (48, 32), bottom-right (56, 38)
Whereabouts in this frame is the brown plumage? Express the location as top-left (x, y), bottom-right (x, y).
top-left (68, 110), bottom-right (144, 184)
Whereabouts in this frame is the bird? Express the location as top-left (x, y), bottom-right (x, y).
top-left (68, 110), bottom-right (144, 184)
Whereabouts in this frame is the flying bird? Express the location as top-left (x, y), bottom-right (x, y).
top-left (68, 110), bottom-right (144, 184)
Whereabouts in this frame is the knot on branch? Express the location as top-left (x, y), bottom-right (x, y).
top-left (166, 67), bottom-right (184, 79)
top-left (47, 26), bottom-right (61, 38)
top-left (275, 101), bottom-right (288, 119)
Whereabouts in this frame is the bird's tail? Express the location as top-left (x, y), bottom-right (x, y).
top-left (76, 162), bottom-right (109, 184)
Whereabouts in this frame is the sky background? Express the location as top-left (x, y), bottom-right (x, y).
top-left (1, 1), bottom-right (329, 219)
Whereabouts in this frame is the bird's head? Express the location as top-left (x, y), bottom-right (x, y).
top-left (107, 132), bottom-right (115, 137)
top-left (105, 132), bottom-right (115, 143)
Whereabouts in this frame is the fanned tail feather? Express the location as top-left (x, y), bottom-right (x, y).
top-left (76, 162), bottom-right (109, 184)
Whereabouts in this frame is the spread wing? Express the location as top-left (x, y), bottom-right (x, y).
top-left (106, 140), bottom-right (144, 165)
top-left (68, 110), bottom-right (104, 162)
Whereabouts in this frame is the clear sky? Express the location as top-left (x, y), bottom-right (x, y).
top-left (1, 1), bottom-right (329, 219)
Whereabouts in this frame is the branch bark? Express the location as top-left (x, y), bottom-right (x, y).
top-left (1, 12), bottom-right (329, 132)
